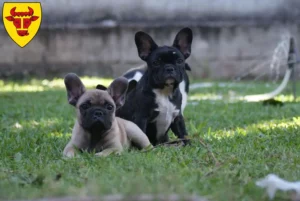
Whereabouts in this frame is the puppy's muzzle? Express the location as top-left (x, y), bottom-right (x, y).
top-left (165, 66), bottom-right (175, 74)
top-left (163, 65), bottom-right (177, 84)
top-left (93, 109), bottom-right (104, 121)
top-left (164, 65), bottom-right (176, 77)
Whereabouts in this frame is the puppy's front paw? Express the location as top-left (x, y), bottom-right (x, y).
top-left (95, 149), bottom-right (122, 157)
top-left (64, 150), bottom-right (75, 158)
top-left (95, 152), bottom-right (107, 157)
top-left (142, 144), bottom-right (154, 152)
top-left (63, 147), bottom-right (77, 158)
top-left (182, 138), bottom-right (191, 146)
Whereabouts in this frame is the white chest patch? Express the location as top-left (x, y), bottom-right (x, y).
top-left (152, 89), bottom-right (180, 140)
top-left (179, 81), bottom-right (187, 114)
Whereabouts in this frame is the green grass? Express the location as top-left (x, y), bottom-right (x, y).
top-left (0, 77), bottom-right (300, 201)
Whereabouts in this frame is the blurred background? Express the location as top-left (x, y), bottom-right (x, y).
top-left (1, 0), bottom-right (300, 80)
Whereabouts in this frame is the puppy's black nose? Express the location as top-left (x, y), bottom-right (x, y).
top-left (166, 66), bottom-right (174, 73)
top-left (94, 110), bottom-right (103, 117)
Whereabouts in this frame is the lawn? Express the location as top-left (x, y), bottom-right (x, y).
top-left (0, 77), bottom-right (300, 201)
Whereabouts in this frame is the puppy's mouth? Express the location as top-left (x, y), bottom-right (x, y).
top-left (83, 116), bottom-right (106, 130)
top-left (92, 120), bottom-right (104, 125)
top-left (88, 120), bottom-right (111, 136)
top-left (91, 120), bottom-right (107, 129)
top-left (164, 78), bottom-right (175, 87)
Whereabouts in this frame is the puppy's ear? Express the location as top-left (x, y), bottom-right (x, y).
top-left (185, 63), bottom-right (192, 71)
top-left (96, 84), bottom-right (107, 90)
top-left (135, 31), bottom-right (158, 61)
top-left (173, 27), bottom-right (193, 59)
top-left (64, 73), bottom-right (86, 106)
top-left (107, 77), bottom-right (128, 109)
top-left (127, 80), bottom-right (137, 94)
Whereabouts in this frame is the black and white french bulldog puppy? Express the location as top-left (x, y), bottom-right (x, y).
top-left (116, 27), bottom-right (193, 145)
top-left (122, 62), bottom-right (191, 113)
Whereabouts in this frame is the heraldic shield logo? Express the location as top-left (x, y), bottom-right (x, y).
top-left (3, 2), bottom-right (42, 48)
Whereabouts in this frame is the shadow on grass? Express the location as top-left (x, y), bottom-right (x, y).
top-left (1, 87), bottom-right (300, 200)
top-left (1, 89), bottom-right (299, 145)
top-left (185, 98), bottom-right (299, 136)
top-left (2, 75), bottom-right (300, 199)
top-left (1, 115), bottom-right (300, 201)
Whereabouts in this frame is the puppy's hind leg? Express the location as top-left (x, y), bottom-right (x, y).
top-left (124, 120), bottom-right (153, 150)
top-left (95, 147), bottom-right (123, 157)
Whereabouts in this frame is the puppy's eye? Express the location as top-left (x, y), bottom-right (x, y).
top-left (153, 60), bottom-right (160, 67)
top-left (176, 58), bottom-right (184, 64)
top-left (106, 104), bottom-right (114, 111)
top-left (80, 102), bottom-right (91, 110)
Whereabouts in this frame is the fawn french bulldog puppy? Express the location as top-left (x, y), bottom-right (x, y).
top-left (63, 73), bottom-right (152, 157)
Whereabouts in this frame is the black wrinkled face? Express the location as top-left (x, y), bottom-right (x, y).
top-left (78, 93), bottom-right (115, 135)
top-left (147, 46), bottom-right (185, 89)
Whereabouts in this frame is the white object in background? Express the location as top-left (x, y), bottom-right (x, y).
top-left (256, 174), bottom-right (300, 200)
